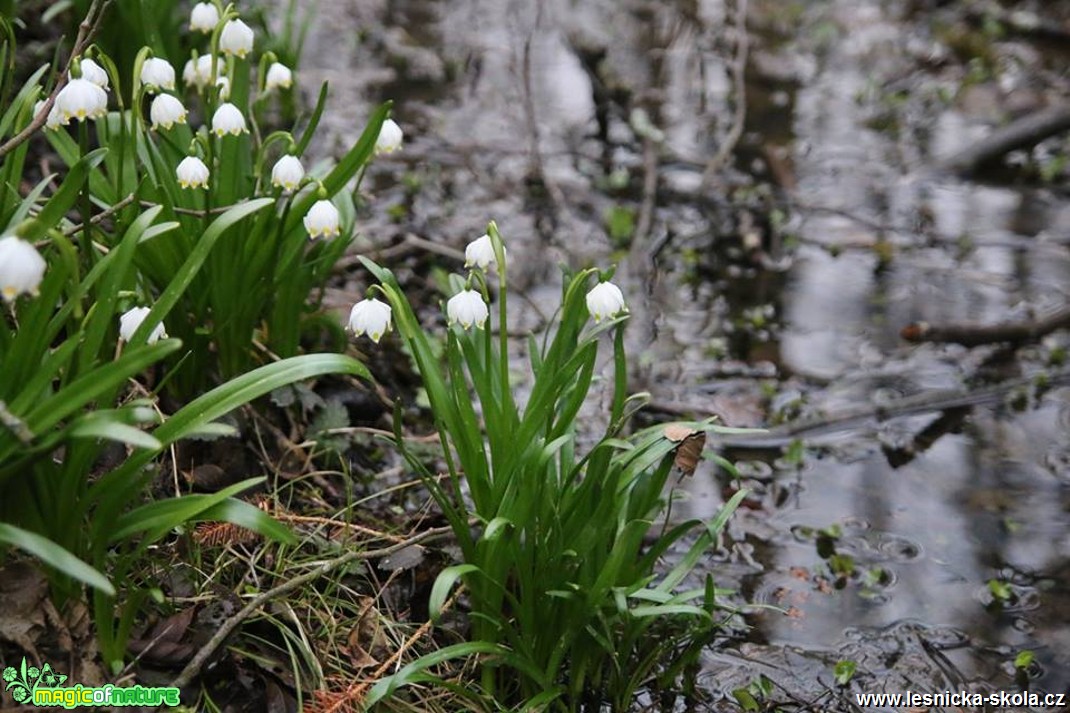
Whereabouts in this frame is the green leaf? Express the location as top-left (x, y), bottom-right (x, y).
top-left (111, 478), bottom-right (264, 543)
top-left (0, 524), bottom-right (114, 595)
top-left (834, 659), bottom-right (857, 686)
top-left (195, 498), bottom-right (296, 545)
top-left (1014, 650), bottom-right (1034, 670)
top-left (68, 418), bottom-right (161, 450)
top-left (429, 564), bottom-right (480, 621)
top-left (362, 642), bottom-right (505, 707)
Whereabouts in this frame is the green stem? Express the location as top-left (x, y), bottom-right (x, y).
top-left (78, 120), bottom-right (93, 261)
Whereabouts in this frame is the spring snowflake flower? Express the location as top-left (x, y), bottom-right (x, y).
top-left (189, 2), bottom-right (220, 33)
top-left (176, 156), bottom-right (210, 189)
top-left (0, 236), bottom-right (47, 302)
top-left (375, 119), bottom-right (403, 154)
top-left (265, 62), bottom-right (293, 91)
top-left (303, 200), bottom-right (341, 239)
top-left (149, 94), bottom-right (187, 129)
top-left (219, 19), bottom-right (254, 58)
top-left (183, 54), bottom-right (220, 88)
top-left (347, 299), bottom-right (392, 343)
top-left (585, 280), bottom-right (627, 322)
top-left (446, 289), bottom-right (488, 329)
top-left (140, 57), bottom-right (175, 92)
top-left (119, 306), bottom-right (167, 345)
top-left (464, 234), bottom-right (505, 270)
top-left (54, 78), bottom-right (108, 123)
top-left (72, 58), bottom-right (109, 90)
top-left (211, 102), bottom-right (247, 136)
top-left (271, 155), bottom-right (304, 191)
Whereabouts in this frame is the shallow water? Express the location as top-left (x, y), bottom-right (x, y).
top-left (301, 0), bottom-right (1070, 705)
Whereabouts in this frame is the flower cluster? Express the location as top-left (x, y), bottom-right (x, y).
top-left (345, 227), bottom-right (627, 344)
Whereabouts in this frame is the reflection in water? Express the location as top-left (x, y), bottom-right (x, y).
top-left (301, 0), bottom-right (1070, 699)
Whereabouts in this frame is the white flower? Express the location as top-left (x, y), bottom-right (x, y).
top-left (271, 155), bottom-right (304, 191)
top-left (45, 103), bottom-right (62, 130)
top-left (183, 54), bottom-right (220, 88)
top-left (211, 102), bottom-right (247, 136)
top-left (119, 306), bottom-right (167, 345)
top-left (189, 2), bottom-right (220, 33)
top-left (585, 281), bottom-right (627, 322)
top-left (375, 119), bottom-right (403, 154)
top-left (140, 57), bottom-right (176, 92)
top-left (72, 58), bottom-right (109, 90)
top-left (0, 236), bottom-right (47, 302)
top-left (464, 233), bottom-right (505, 270)
top-left (149, 94), bottom-right (187, 129)
top-left (176, 156), bottom-right (210, 189)
top-left (219, 19), bottom-right (254, 58)
top-left (264, 62), bottom-right (293, 91)
top-left (446, 289), bottom-right (488, 329)
top-left (303, 200), bottom-right (341, 239)
top-left (347, 298), bottom-right (392, 343)
top-left (214, 75), bottom-right (231, 100)
top-left (54, 78), bottom-right (108, 123)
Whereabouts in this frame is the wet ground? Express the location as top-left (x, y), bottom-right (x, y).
top-left (300, 0), bottom-right (1070, 708)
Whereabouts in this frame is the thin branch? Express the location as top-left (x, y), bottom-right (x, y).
top-left (701, 0), bottom-right (749, 187)
top-left (900, 307), bottom-right (1070, 347)
top-left (170, 524), bottom-right (459, 690)
top-left (0, 0), bottom-right (111, 159)
top-left (62, 192), bottom-right (136, 235)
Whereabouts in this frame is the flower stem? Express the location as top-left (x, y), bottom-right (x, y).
top-left (78, 120), bottom-right (94, 262)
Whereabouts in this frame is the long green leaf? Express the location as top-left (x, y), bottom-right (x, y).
top-left (0, 523), bottom-right (115, 595)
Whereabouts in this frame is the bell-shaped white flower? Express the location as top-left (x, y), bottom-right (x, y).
top-left (190, 2), bottom-right (220, 33)
top-left (72, 58), bottom-right (109, 90)
top-left (119, 306), bottom-right (167, 345)
top-left (347, 298), bottom-right (392, 343)
top-left (183, 54), bottom-right (220, 89)
top-left (149, 93), bottom-right (187, 129)
top-left (585, 280), bottom-right (627, 322)
top-left (375, 119), bottom-right (403, 154)
top-left (140, 57), bottom-right (176, 92)
top-left (211, 102), bottom-right (247, 137)
top-left (219, 18), bottom-right (254, 58)
top-left (265, 62), bottom-right (293, 91)
top-left (271, 155), bottom-right (305, 191)
top-left (464, 234), bottom-right (505, 270)
top-left (54, 78), bottom-right (108, 123)
top-left (446, 289), bottom-right (489, 329)
top-left (303, 200), bottom-right (341, 239)
top-left (0, 236), bottom-right (47, 302)
top-left (176, 156), bottom-right (210, 189)
top-left (45, 103), bottom-right (63, 130)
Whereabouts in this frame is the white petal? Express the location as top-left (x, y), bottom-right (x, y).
top-left (375, 119), bottom-right (403, 154)
top-left (585, 281), bottom-right (626, 321)
top-left (271, 155), bottom-right (305, 190)
top-left (464, 234), bottom-right (504, 270)
top-left (119, 306), bottom-right (167, 344)
top-left (190, 2), bottom-right (220, 32)
top-left (211, 103), bottom-right (247, 136)
top-left (219, 19), bottom-right (254, 58)
top-left (265, 62), bottom-right (293, 91)
top-left (149, 94), bottom-right (187, 129)
top-left (348, 299), bottom-right (392, 343)
top-left (176, 156), bottom-right (210, 189)
top-left (0, 236), bottom-right (47, 302)
top-left (446, 289), bottom-right (489, 329)
top-left (303, 200), bottom-right (341, 238)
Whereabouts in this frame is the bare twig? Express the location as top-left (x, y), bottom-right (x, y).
top-left (0, 0), bottom-right (111, 159)
top-left (901, 307), bottom-right (1070, 347)
top-left (649, 369), bottom-right (1070, 449)
top-left (61, 192), bottom-right (136, 235)
top-left (939, 104), bottom-right (1070, 176)
top-left (701, 0), bottom-right (749, 187)
top-left (170, 524), bottom-right (458, 691)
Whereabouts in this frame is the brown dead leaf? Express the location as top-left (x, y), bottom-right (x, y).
top-left (127, 607), bottom-right (198, 666)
